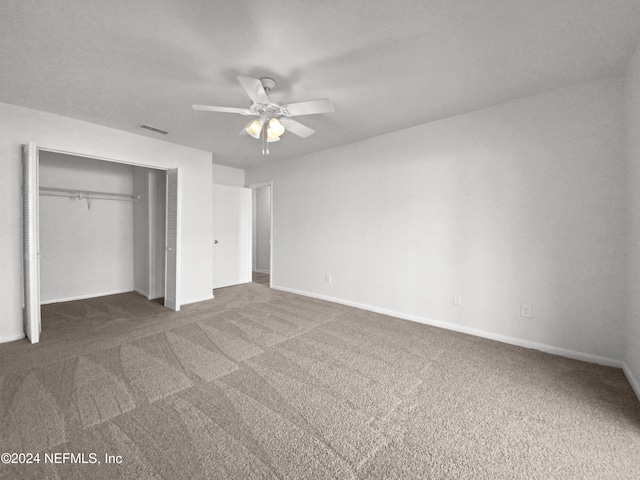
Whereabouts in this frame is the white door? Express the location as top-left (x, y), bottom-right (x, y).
top-left (212, 184), bottom-right (251, 289)
top-left (22, 143), bottom-right (41, 343)
top-left (164, 168), bottom-right (180, 310)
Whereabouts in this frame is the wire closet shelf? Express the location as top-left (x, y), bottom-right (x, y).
top-left (39, 186), bottom-right (140, 210)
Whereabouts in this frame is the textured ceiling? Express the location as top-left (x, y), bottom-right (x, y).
top-left (2, 0), bottom-right (640, 169)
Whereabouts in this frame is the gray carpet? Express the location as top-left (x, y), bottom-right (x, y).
top-left (0, 283), bottom-right (639, 479)
top-left (252, 272), bottom-right (270, 286)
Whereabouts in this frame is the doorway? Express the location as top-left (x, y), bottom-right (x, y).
top-left (250, 182), bottom-right (273, 288)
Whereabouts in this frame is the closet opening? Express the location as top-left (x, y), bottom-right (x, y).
top-left (22, 144), bottom-right (181, 343)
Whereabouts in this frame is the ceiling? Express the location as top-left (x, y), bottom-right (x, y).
top-left (2, 0), bottom-right (640, 169)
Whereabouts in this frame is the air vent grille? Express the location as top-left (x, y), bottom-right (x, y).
top-left (138, 124), bottom-right (169, 135)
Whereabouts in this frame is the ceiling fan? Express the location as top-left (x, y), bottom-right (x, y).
top-left (193, 75), bottom-right (334, 154)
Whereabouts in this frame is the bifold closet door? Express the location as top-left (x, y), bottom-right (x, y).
top-left (22, 142), bottom-right (41, 343)
top-left (164, 168), bottom-right (180, 311)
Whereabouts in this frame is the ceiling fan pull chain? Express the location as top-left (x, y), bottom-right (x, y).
top-left (262, 124), bottom-right (269, 155)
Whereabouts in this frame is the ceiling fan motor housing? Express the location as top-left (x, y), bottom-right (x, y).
top-left (249, 103), bottom-right (284, 118)
top-left (252, 77), bottom-right (283, 119)
top-left (259, 77), bottom-right (276, 92)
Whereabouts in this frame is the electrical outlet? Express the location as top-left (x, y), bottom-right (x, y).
top-left (520, 304), bottom-right (532, 318)
top-left (453, 295), bottom-right (462, 307)
top-left (325, 274), bottom-right (332, 284)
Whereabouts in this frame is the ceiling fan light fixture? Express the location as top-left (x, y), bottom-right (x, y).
top-left (268, 117), bottom-right (285, 137)
top-left (194, 74), bottom-right (333, 154)
top-left (245, 119), bottom-right (263, 138)
top-left (266, 129), bottom-right (281, 142)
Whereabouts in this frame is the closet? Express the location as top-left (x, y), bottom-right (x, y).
top-left (38, 151), bottom-right (166, 305)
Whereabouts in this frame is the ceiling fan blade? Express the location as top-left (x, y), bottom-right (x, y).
top-left (237, 75), bottom-right (270, 105)
top-left (192, 104), bottom-right (254, 115)
top-left (280, 117), bottom-right (315, 138)
top-left (282, 98), bottom-right (334, 116)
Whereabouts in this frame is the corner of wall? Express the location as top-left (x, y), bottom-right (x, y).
top-left (623, 362), bottom-right (640, 401)
top-left (212, 162), bottom-right (245, 187)
top-left (624, 40), bottom-right (640, 401)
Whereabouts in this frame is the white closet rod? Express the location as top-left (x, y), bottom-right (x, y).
top-left (39, 186), bottom-right (140, 202)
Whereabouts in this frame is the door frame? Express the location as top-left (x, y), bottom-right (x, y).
top-left (248, 181), bottom-right (273, 288)
top-left (23, 145), bottom-right (182, 341)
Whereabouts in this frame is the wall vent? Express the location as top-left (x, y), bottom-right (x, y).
top-left (138, 124), bottom-right (169, 135)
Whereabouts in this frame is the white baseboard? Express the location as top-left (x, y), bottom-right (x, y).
top-left (134, 288), bottom-right (150, 299)
top-left (181, 293), bottom-right (215, 306)
top-left (272, 285), bottom-right (622, 369)
top-left (623, 363), bottom-right (640, 401)
top-left (133, 290), bottom-right (164, 301)
top-left (254, 269), bottom-right (270, 274)
top-left (40, 289), bottom-right (135, 305)
top-left (43, 292), bottom-right (218, 309)
top-left (0, 332), bottom-right (26, 344)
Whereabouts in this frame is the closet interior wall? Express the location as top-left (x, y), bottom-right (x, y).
top-left (133, 166), bottom-right (166, 300)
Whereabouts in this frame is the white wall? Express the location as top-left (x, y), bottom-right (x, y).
top-left (40, 152), bottom-right (135, 303)
top-left (133, 167), bottom-right (166, 299)
top-left (625, 43), bottom-right (640, 396)
top-left (212, 162), bottom-right (244, 187)
top-left (246, 77), bottom-right (627, 364)
top-left (149, 169), bottom-right (166, 299)
top-left (0, 101), bottom-right (214, 343)
top-left (133, 167), bottom-right (150, 297)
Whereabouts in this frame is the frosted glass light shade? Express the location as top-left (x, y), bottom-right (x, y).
top-left (268, 117), bottom-right (285, 137)
top-left (245, 119), bottom-right (263, 138)
top-left (266, 129), bottom-right (280, 142)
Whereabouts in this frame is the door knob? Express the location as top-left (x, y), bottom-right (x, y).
top-left (214, 240), bottom-right (219, 244)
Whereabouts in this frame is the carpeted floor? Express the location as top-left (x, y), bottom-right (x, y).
top-left (252, 272), bottom-right (270, 286)
top-left (1, 283), bottom-right (639, 479)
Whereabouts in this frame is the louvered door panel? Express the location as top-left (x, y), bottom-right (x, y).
top-left (22, 143), bottom-right (41, 343)
top-left (164, 168), bottom-right (180, 311)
